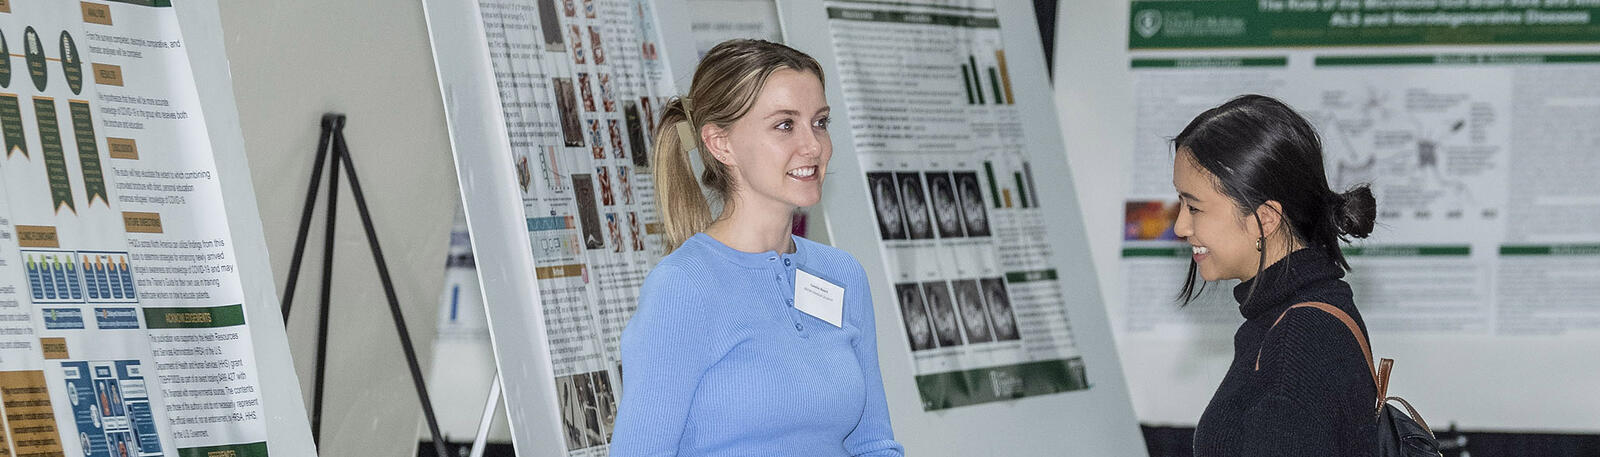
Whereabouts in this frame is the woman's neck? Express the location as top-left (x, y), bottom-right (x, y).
top-left (704, 202), bottom-right (796, 254)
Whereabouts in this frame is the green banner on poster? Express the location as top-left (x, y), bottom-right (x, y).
top-left (914, 358), bottom-right (1089, 411)
top-left (0, 94), bottom-right (25, 158)
top-left (143, 305), bottom-right (248, 330)
top-left (177, 442), bottom-right (267, 457)
top-left (69, 100), bottom-right (108, 206)
top-left (34, 97), bottom-right (74, 213)
top-left (1129, 0), bottom-right (1600, 49)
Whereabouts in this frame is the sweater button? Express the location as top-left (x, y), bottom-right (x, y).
top-left (783, 258), bottom-right (791, 266)
top-left (785, 299), bottom-right (793, 306)
top-left (795, 323), bottom-right (803, 331)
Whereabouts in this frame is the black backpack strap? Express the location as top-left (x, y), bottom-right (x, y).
top-left (1255, 302), bottom-right (1382, 414)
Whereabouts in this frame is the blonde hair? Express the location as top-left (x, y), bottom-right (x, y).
top-left (651, 39), bottom-right (824, 253)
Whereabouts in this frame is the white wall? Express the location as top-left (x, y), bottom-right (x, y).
top-left (216, 2), bottom-right (459, 455)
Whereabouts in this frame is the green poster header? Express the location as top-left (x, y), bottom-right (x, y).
top-left (178, 442), bottom-right (267, 457)
top-left (915, 358), bottom-right (1089, 410)
top-left (1500, 244), bottom-right (1600, 255)
top-left (1316, 53), bottom-right (1600, 65)
top-left (1005, 269), bottom-right (1060, 283)
top-left (144, 305), bottom-right (247, 329)
top-left (1130, 0), bottom-right (1600, 49)
top-left (1341, 245), bottom-right (1470, 256)
top-left (827, 7), bottom-right (1000, 28)
top-left (1132, 56), bottom-right (1289, 68)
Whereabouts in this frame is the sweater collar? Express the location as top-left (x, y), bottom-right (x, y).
top-left (1233, 247), bottom-right (1343, 319)
top-left (687, 232), bottom-right (803, 269)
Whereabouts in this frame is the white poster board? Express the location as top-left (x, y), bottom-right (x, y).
top-left (776, 0), bottom-right (1147, 454)
top-left (0, 2), bottom-right (315, 456)
top-left (1095, 0), bottom-right (1600, 432)
top-left (421, 0), bottom-right (696, 455)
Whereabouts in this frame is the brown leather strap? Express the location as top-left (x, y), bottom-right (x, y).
top-left (1385, 396), bottom-right (1435, 436)
top-left (1377, 358), bottom-right (1394, 401)
top-left (1254, 302), bottom-right (1379, 404)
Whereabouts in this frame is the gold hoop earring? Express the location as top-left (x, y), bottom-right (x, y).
top-left (1255, 237), bottom-right (1264, 252)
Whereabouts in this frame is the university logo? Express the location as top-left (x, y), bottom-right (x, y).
top-left (1135, 9), bottom-right (1162, 39)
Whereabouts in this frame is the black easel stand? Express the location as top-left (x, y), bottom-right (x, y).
top-left (279, 114), bottom-right (449, 457)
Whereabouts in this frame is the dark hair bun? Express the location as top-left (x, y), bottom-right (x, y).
top-left (1334, 185), bottom-right (1376, 238)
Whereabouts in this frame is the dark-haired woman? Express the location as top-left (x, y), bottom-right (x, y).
top-left (1171, 95), bottom-right (1380, 456)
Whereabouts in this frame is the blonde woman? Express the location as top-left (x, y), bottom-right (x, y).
top-left (610, 40), bottom-right (903, 456)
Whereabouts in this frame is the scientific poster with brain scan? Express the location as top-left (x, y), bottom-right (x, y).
top-left (822, 0), bottom-right (1091, 411)
top-left (1119, 0), bottom-right (1600, 430)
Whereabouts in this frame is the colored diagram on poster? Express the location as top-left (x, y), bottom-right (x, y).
top-left (62, 360), bottom-right (162, 457)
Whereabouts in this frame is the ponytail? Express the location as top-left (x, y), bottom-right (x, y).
top-left (652, 97), bottom-right (714, 253)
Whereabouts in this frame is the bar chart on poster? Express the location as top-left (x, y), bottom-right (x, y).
top-left (0, 2), bottom-right (313, 457)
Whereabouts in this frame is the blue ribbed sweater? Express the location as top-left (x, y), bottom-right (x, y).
top-left (609, 233), bottom-right (904, 457)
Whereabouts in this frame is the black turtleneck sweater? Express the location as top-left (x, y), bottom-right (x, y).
top-left (1193, 248), bottom-right (1378, 456)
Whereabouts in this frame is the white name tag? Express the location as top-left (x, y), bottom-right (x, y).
top-left (794, 269), bottom-right (845, 328)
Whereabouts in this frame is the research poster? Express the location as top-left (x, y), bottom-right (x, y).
top-left (0, 2), bottom-right (273, 456)
top-left (823, 0), bottom-right (1091, 410)
top-left (467, 0), bottom-right (675, 454)
top-left (1120, 0), bottom-right (1600, 428)
top-left (685, 0), bottom-right (781, 56)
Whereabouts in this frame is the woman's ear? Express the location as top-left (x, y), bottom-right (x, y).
top-left (701, 123), bottom-right (735, 167)
top-left (1254, 200), bottom-right (1286, 239)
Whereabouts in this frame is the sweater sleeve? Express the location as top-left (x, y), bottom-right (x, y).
top-left (609, 264), bottom-right (729, 457)
top-left (1234, 309), bottom-right (1376, 457)
top-left (842, 262), bottom-right (906, 457)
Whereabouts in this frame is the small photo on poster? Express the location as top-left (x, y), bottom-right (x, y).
top-left (555, 375), bottom-right (588, 450)
top-left (953, 279), bottom-right (993, 343)
top-left (896, 283), bottom-right (936, 351)
top-left (866, 172), bottom-right (906, 240)
top-left (576, 373), bottom-right (604, 447)
top-left (982, 277), bottom-right (1020, 341)
top-left (537, 0), bottom-right (564, 51)
top-left (954, 172), bottom-right (990, 237)
top-left (515, 154), bottom-right (532, 193)
top-left (578, 73), bottom-right (596, 112)
top-left (596, 166), bottom-right (614, 206)
top-left (628, 212), bottom-right (645, 251)
top-left (896, 172), bottom-right (934, 240)
top-left (925, 172), bottom-right (964, 238)
top-left (568, 25), bottom-right (585, 64)
top-left (587, 119), bottom-right (605, 159)
top-left (583, 0), bottom-right (596, 18)
top-left (589, 26), bottom-right (605, 64)
top-left (618, 165), bottom-right (634, 204)
top-left (592, 372), bottom-right (618, 444)
top-left (600, 73), bottom-right (616, 112)
top-left (608, 119), bottom-right (624, 158)
top-left (1124, 200), bottom-right (1180, 241)
top-left (606, 213), bottom-right (624, 253)
top-left (640, 97), bottom-right (656, 132)
top-left (553, 78), bottom-right (584, 147)
top-left (572, 174), bottom-right (604, 250)
top-left (563, 0), bottom-right (576, 17)
top-left (921, 281), bottom-right (962, 347)
top-left (625, 102), bottom-right (649, 167)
